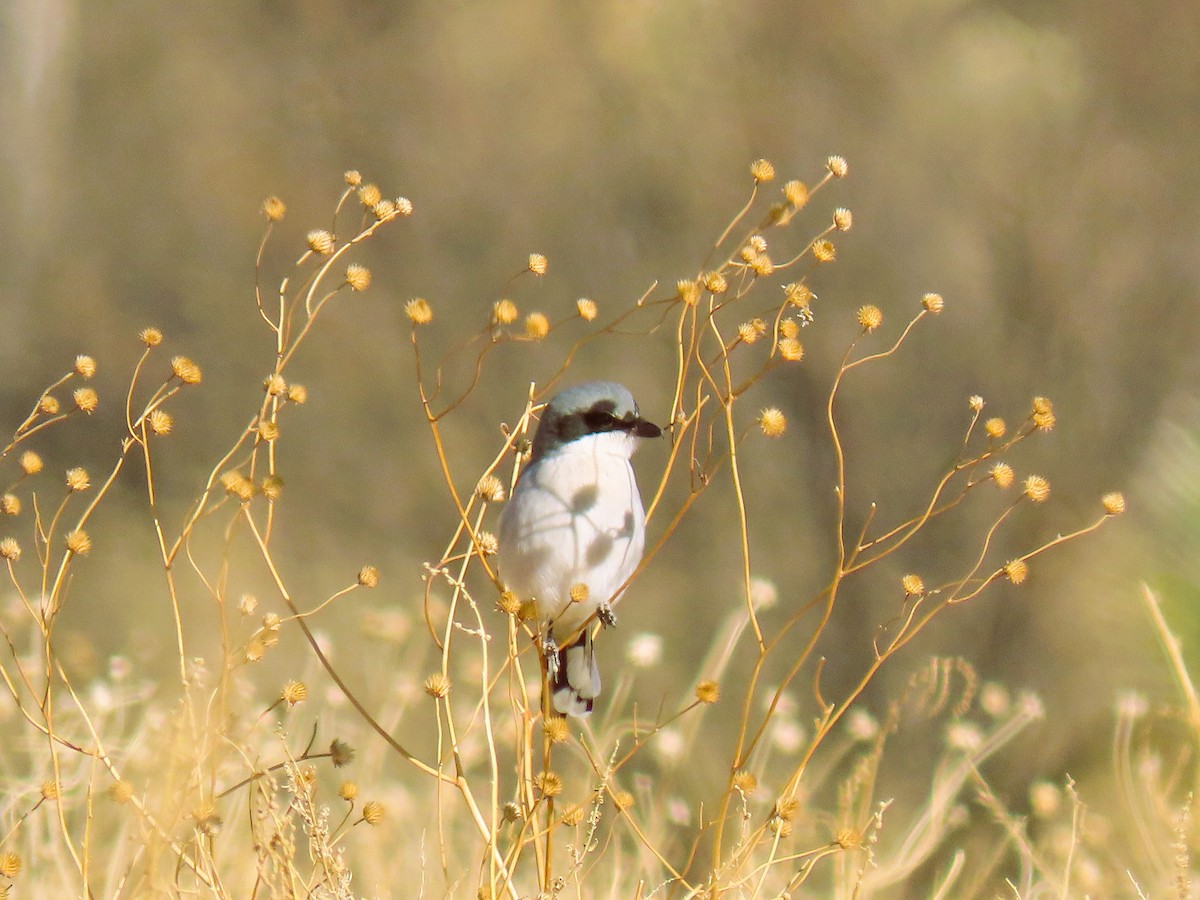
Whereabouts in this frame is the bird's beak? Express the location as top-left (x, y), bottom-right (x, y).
top-left (632, 417), bottom-right (663, 439)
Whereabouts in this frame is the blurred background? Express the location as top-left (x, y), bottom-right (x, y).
top-left (2, 0), bottom-right (1199, 891)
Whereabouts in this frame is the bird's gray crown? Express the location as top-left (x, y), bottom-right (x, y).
top-left (529, 381), bottom-right (662, 462)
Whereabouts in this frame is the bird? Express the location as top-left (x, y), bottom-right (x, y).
top-left (498, 382), bottom-right (662, 717)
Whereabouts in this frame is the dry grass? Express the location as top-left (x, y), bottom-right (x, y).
top-left (0, 160), bottom-right (1184, 898)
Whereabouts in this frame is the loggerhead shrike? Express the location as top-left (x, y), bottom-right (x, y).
top-left (498, 382), bottom-right (662, 717)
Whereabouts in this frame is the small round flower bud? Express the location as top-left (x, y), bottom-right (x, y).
top-left (139, 326), bottom-right (164, 347)
top-left (395, 197), bottom-right (414, 216)
top-left (66, 467), bottom-right (90, 492)
top-left (493, 299), bottom-right (518, 324)
top-left (1, 494), bottom-right (18, 516)
top-left (0, 538), bottom-right (21, 561)
top-left (677, 279), bottom-right (700, 306)
top-left (576, 297), bottom-right (598, 321)
top-left (901, 574), bottom-right (925, 596)
top-left (750, 158), bottom-right (775, 183)
top-left (524, 312), bottom-right (550, 340)
top-left (758, 408), bottom-right (787, 437)
top-left (40, 395), bottom-right (60, 414)
top-left (339, 780), bottom-right (359, 801)
top-left (568, 582), bottom-right (590, 604)
top-left (612, 790), bottom-right (634, 811)
top-left (535, 771), bottom-right (563, 798)
top-left (358, 184), bottom-right (382, 207)
top-left (261, 196), bottom-right (286, 222)
top-left (287, 384), bottom-right (308, 404)
top-left (476, 475), bottom-right (506, 502)
top-left (405, 298), bottom-right (433, 325)
top-left (544, 717), bottom-right (569, 744)
top-left (1004, 559), bottom-right (1029, 585)
top-left (75, 355), bottom-right (97, 379)
top-left (498, 590), bottom-right (521, 615)
top-left (527, 253), bottom-right (548, 276)
top-left (424, 673), bottom-right (451, 698)
top-left (306, 230), bottom-right (335, 255)
top-left (857, 305), bottom-right (883, 332)
top-left (826, 155), bottom-right (849, 178)
top-left (811, 239), bottom-right (836, 263)
top-left (20, 451), bottom-right (43, 475)
top-left (832, 208), bottom-right (852, 231)
top-left (695, 680), bottom-right (720, 704)
top-left (703, 271), bottom-right (728, 294)
top-left (357, 565), bottom-right (380, 588)
top-left (171, 356), bottom-right (202, 385)
top-left (922, 293), bottom-right (944, 313)
top-left (984, 418), bottom-right (1007, 439)
top-left (109, 780), bottom-right (135, 804)
top-left (73, 387), bottom-right (99, 413)
top-left (990, 463), bottom-right (1015, 489)
top-left (281, 680), bottom-right (308, 705)
top-left (1102, 492), bottom-right (1126, 515)
top-left (66, 530), bottom-right (92, 555)
top-left (361, 801), bottom-right (384, 825)
top-left (783, 180), bottom-right (809, 207)
top-left (345, 264), bottom-right (371, 292)
top-left (1023, 475), bottom-right (1050, 503)
top-left (344, 170), bottom-right (363, 186)
top-left (778, 338), bottom-right (804, 362)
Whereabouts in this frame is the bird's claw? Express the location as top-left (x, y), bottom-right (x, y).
top-left (543, 635), bottom-right (561, 680)
top-left (598, 602), bottom-right (617, 629)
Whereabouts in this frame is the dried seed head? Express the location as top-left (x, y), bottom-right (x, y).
top-left (784, 282), bottom-right (813, 307)
top-left (344, 170), bottom-right (363, 186)
top-left (901, 574), bottom-right (925, 596)
top-left (1004, 559), bottom-right (1029, 585)
top-left (220, 470), bottom-right (255, 501)
top-left (73, 387), bottom-right (99, 413)
top-left (476, 475), bottom-right (506, 502)
top-left (372, 199), bottom-right (398, 221)
top-left (357, 565), bottom-right (380, 588)
top-left (358, 183), bottom-right (382, 207)
top-left (109, 780), bottom-right (135, 804)
top-left (476, 531), bottom-right (499, 556)
top-left (65, 530), bottom-right (92, 555)
top-left (989, 463), bottom-right (1015, 489)
top-left (339, 780), bottom-right (359, 801)
top-left (703, 271), bottom-right (728, 294)
top-left (498, 590), bottom-right (521, 615)
top-left (1031, 396), bottom-right (1056, 431)
top-left (0, 538), bottom-right (20, 561)
top-left (527, 253), bottom-right (548, 275)
top-left (758, 408), bottom-right (787, 438)
top-left (560, 804), bottom-right (585, 826)
top-left (676, 279), bottom-right (700, 306)
top-left (39, 395), bottom-right (60, 414)
top-left (748, 234), bottom-right (768, 253)
top-left (287, 384), bottom-right (308, 404)
top-left (811, 239), bottom-right (836, 263)
top-left (984, 417), bottom-right (1007, 439)
top-left (524, 312), bottom-right (550, 340)
top-left (732, 771), bottom-right (758, 794)
top-left (568, 582), bottom-right (590, 604)
top-left (261, 196), bottom-right (286, 222)
top-left (1, 494), bottom-right (18, 516)
top-left (518, 600), bottom-right (538, 622)
top-left (361, 801), bottom-right (385, 825)
top-left (544, 717), bottom-right (570, 744)
top-left (749, 254), bottom-right (774, 276)
top-left (778, 338), bottom-right (804, 362)
top-left (257, 420), bottom-right (279, 442)
top-left (493, 299), bottom-right (518, 324)
top-left (263, 373), bottom-right (287, 396)
top-left (826, 155), bottom-right (849, 178)
top-left (836, 828), bottom-right (863, 849)
top-left (139, 326), bottom-right (164, 347)
top-left (0, 850), bottom-right (22, 877)
top-left (695, 680), bottom-right (720, 704)
top-left (66, 467), bottom-right (91, 492)
top-left (306, 230), bottom-right (335, 255)
top-left (783, 180), bottom-right (809, 207)
top-left (922, 292), bottom-right (944, 313)
top-left (576, 297), bottom-right (598, 321)
top-left (612, 790), bottom-right (634, 811)
top-left (20, 451), bottom-right (43, 475)
top-left (502, 801), bottom-right (523, 823)
top-left (1023, 475), bottom-right (1051, 503)
top-left (856, 305), bottom-right (883, 332)
top-left (833, 208), bottom-right (852, 231)
top-left (1102, 492), bottom-right (1126, 516)
top-left (260, 474), bottom-right (283, 501)
top-left (773, 797), bottom-right (800, 822)
top-left (780, 318), bottom-right (800, 339)
top-left (239, 594), bottom-right (258, 616)
top-left (395, 196), bottom-right (414, 216)
top-left (281, 680), bottom-right (308, 705)
top-left (750, 158), bottom-right (776, 183)
top-left (405, 298), bottom-right (433, 325)
top-left (535, 771), bottom-right (564, 797)
top-left (75, 355), bottom-right (97, 379)
top-left (171, 356), bottom-right (202, 384)
top-left (424, 672), bottom-right (451, 698)
top-left (738, 322), bottom-right (760, 344)
top-left (345, 264), bottom-right (371, 292)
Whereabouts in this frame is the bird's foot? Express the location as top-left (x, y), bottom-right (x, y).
top-left (598, 601), bottom-right (617, 629)
top-left (542, 635), bottom-right (561, 680)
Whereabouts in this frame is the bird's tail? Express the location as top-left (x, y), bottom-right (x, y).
top-left (552, 629), bottom-right (600, 718)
